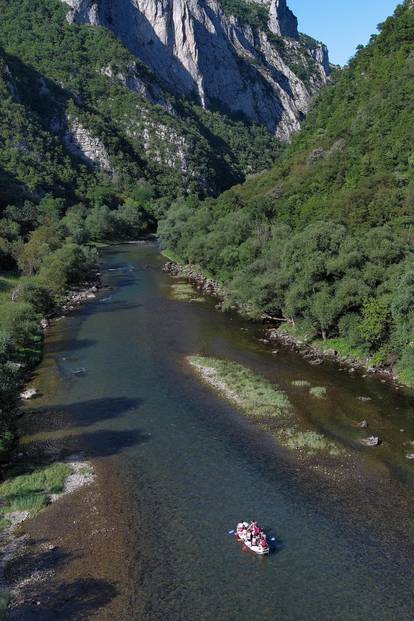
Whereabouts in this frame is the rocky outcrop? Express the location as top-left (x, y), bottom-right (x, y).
top-left (64, 117), bottom-right (112, 171)
top-left (101, 64), bottom-right (175, 114)
top-left (266, 0), bottom-right (298, 38)
top-left (63, 0), bottom-right (330, 141)
top-left (309, 43), bottom-right (330, 76)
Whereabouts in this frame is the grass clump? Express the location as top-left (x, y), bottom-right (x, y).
top-left (0, 462), bottom-right (71, 529)
top-left (291, 379), bottom-right (311, 387)
top-left (162, 249), bottom-right (182, 264)
top-left (189, 355), bottom-right (291, 418)
top-left (395, 348), bottom-right (414, 388)
top-left (315, 337), bottom-right (368, 363)
top-left (309, 386), bottom-right (327, 399)
top-left (282, 430), bottom-right (340, 456)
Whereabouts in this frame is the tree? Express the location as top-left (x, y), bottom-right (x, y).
top-left (309, 286), bottom-right (337, 340)
top-left (15, 225), bottom-right (62, 275)
top-left (37, 195), bottom-right (65, 225)
top-left (84, 205), bottom-right (115, 241)
top-left (13, 280), bottom-right (55, 315)
top-left (61, 205), bottom-right (89, 244)
top-left (358, 298), bottom-right (391, 349)
top-left (114, 199), bottom-right (149, 239)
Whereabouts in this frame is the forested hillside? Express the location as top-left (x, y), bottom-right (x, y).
top-left (160, 1), bottom-right (414, 385)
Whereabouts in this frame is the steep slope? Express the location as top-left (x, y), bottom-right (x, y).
top-left (0, 0), bottom-right (284, 210)
top-left (0, 0), bottom-right (331, 213)
top-left (65, 0), bottom-right (330, 140)
top-left (225, 0), bottom-right (414, 228)
top-left (159, 1), bottom-right (414, 384)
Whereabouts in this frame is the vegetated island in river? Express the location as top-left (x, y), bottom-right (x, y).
top-left (188, 355), bottom-right (343, 461)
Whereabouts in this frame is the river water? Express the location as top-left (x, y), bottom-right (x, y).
top-left (26, 243), bottom-right (414, 620)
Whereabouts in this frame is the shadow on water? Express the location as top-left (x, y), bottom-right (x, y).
top-left (8, 578), bottom-right (118, 621)
top-left (45, 339), bottom-right (97, 355)
top-left (26, 397), bottom-right (143, 431)
top-left (31, 428), bottom-right (151, 461)
top-left (6, 541), bottom-right (73, 588)
top-left (87, 300), bottom-right (143, 315)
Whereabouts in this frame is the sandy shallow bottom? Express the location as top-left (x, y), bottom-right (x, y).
top-left (5, 459), bottom-right (130, 621)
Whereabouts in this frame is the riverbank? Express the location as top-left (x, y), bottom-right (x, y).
top-left (0, 262), bottom-right (103, 465)
top-left (0, 268), bottom-right (133, 618)
top-left (0, 458), bottom-right (94, 615)
top-left (0, 265), bottom-right (115, 616)
top-left (163, 259), bottom-right (407, 388)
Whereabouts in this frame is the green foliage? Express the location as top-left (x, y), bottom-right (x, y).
top-left (189, 355), bottom-right (341, 455)
top-left (160, 3), bottom-right (414, 384)
top-left (221, 0), bottom-right (269, 30)
top-left (0, 0), bottom-right (281, 212)
top-left (0, 462), bottom-right (71, 528)
top-left (0, 234), bottom-right (97, 456)
top-left (395, 346), bottom-right (414, 387)
top-left (358, 298), bottom-right (392, 349)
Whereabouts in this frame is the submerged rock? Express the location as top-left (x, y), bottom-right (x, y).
top-left (20, 388), bottom-right (38, 400)
top-left (361, 436), bottom-right (381, 447)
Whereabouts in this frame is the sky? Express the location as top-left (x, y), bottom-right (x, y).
top-left (289, 0), bottom-right (400, 65)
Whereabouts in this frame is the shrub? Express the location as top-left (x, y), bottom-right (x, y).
top-left (395, 347), bottom-right (414, 387)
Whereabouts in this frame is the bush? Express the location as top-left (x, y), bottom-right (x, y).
top-left (38, 243), bottom-right (97, 293)
top-left (395, 347), bottom-right (414, 387)
top-left (12, 280), bottom-right (55, 315)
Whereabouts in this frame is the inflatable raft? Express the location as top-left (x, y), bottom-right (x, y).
top-left (235, 522), bottom-right (270, 556)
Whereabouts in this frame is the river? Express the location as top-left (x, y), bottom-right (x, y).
top-left (22, 242), bottom-right (414, 620)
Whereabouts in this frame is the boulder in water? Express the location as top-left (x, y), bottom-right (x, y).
top-left (20, 388), bottom-right (38, 400)
top-left (361, 436), bottom-right (381, 447)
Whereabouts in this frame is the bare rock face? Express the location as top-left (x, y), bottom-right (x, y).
top-left (63, 0), bottom-right (330, 141)
top-left (266, 0), bottom-right (298, 38)
top-left (64, 117), bottom-right (112, 171)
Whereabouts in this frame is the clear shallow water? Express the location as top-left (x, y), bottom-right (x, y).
top-left (27, 243), bottom-right (414, 620)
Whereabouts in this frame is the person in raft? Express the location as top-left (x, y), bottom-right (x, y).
top-left (237, 522), bottom-right (269, 550)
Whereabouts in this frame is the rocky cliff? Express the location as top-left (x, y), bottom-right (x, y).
top-left (64, 0), bottom-right (330, 141)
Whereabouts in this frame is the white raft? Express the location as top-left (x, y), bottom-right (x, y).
top-left (235, 522), bottom-right (270, 556)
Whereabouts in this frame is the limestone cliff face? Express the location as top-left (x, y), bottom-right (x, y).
top-left (63, 0), bottom-right (330, 141)
top-left (64, 117), bottom-right (112, 171)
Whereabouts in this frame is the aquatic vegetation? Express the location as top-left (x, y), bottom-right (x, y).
top-left (0, 590), bottom-right (9, 618)
top-left (282, 430), bottom-right (340, 456)
top-left (189, 356), bottom-right (291, 417)
top-left (170, 283), bottom-right (204, 303)
top-left (0, 462), bottom-right (71, 529)
top-left (291, 379), bottom-right (311, 387)
top-left (309, 386), bottom-right (327, 399)
top-left (188, 356), bottom-right (343, 459)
